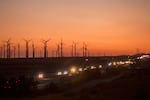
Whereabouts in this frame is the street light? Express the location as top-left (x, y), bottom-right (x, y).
top-left (63, 71), bottom-right (68, 75)
top-left (57, 72), bottom-right (62, 76)
top-left (38, 73), bottom-right (44, 79)
top-left (79, 68), bottom-right (83, 72)
top-left (70, 67), bottom-right (77, 73)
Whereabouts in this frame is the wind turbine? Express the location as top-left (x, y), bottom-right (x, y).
top-left (56, 43), bottom-right (60, 57)
top-left (18, 43), bottom-right (20, 58)
top-left (88, 50), bottom-right (90, 57)
top-left (40, 50), bottom-right (42, 58)
top-left (73, 42), bottom-right (78, 57)
top-left (60, 39), bottom-right (63, 57)
top-left (3, 43), bottom-right (6, 58)
top-left (82, 42), bottom-right (85, 57)
top-left (32, 42), bottom-right (35, 58)
top-left (84, 43), bottom-right (88, 57)
top-left (0, 46), bottom-right (2, 58)
top-left (41, 39), bottom-right (50, 58)
top-left (4, 39), bottom-right (11, 58)
top-left (13, 46), bottom-right (16, 58)
top-left (71, 42), bottom-right (74, 57)
top-left (51, 50), bottom-right (55, 57)
top-left (82, 42), bottom-right (88, 57)
top-left (24, 39), bottom-right (31, 58)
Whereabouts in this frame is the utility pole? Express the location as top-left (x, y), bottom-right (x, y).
top-left (24, 39), bottom-right (31, 58)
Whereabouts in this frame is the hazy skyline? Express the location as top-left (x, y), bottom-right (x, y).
top-left (0, 0), bottom-right (150, 56)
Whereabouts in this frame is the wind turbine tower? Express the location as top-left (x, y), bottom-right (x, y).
top-left (0, 46), bottom-right (2, 58)
top-left (82, 42), bottom-right (88, 57)
top-left (40, 50), bottom-right (42, 58)
top-left (18, 43), bottom-right (20, 58)
top-left (74, 42), bottom-right (78, 57)
top-left (3, 43), bottom-right (6, 58)
top-left (60, 39), bottom-right (64, 57)
top-left (32, 42), bottom-right (35, 58)
top-left (57, 44), bottom-right (60, 57)
top-left (13, 46), bottom-right (16, 58)
top-left (71, 42), bottom-right (74, 57)
top-left (24, 39), bottom-right (31, 58)
top-left (85, 43), bottom-right (87, 57)
top-left (5, 39), bottom-right (11, 58)
top-left (82, 43), bottom-right (85, 57)
top-left (41, 39), bottom-right (50, 58)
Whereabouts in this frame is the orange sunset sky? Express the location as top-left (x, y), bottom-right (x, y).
top-left (0, 0), bottom-right (150, 57)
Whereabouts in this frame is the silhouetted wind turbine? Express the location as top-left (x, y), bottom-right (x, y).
top-left (41, 39), bottom-right (50, 58)
top-left (24, 39), bottom-right (31, 58)
top-left (40, 50), bottom-right (42, 58)
top-left (56, 44), bottom-right (60, 57)
top-left (82, 42), bottom-right (88, 57)
top-left (3, 43), bottom-right (6, 58)
top-left (0, 46), bottom-right (2, 58)
top-left (52, 50), bottom-right (55, 57)
top-left (60, 39), bottom-right (64, 57)
top-left (82, 42), bottom-right (85, 57)
top-left (85, 43), bottom-right (88, 57)
top-left (88, 50), bottom-right (90, 57)
top-left (4, 39), bottom-right (11, 58)
top-left (73, 42), bottom-right (78, 57)
top-left (71, 42), bottom-right (74, 57)
top-left (18, 43), bottom-right (20, 58)
top-left (32, 42), bottom-right (35, 58)
top-left (13, 46), bottom-right (16, 58)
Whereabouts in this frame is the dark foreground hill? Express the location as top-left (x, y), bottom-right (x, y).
top-left (35, 60), bottom-right (150, 100)
top-left (0, 56), bottom-right (130, 78)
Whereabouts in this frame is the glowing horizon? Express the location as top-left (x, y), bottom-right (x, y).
top-left (0, 0), bottom-right (150, 57)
